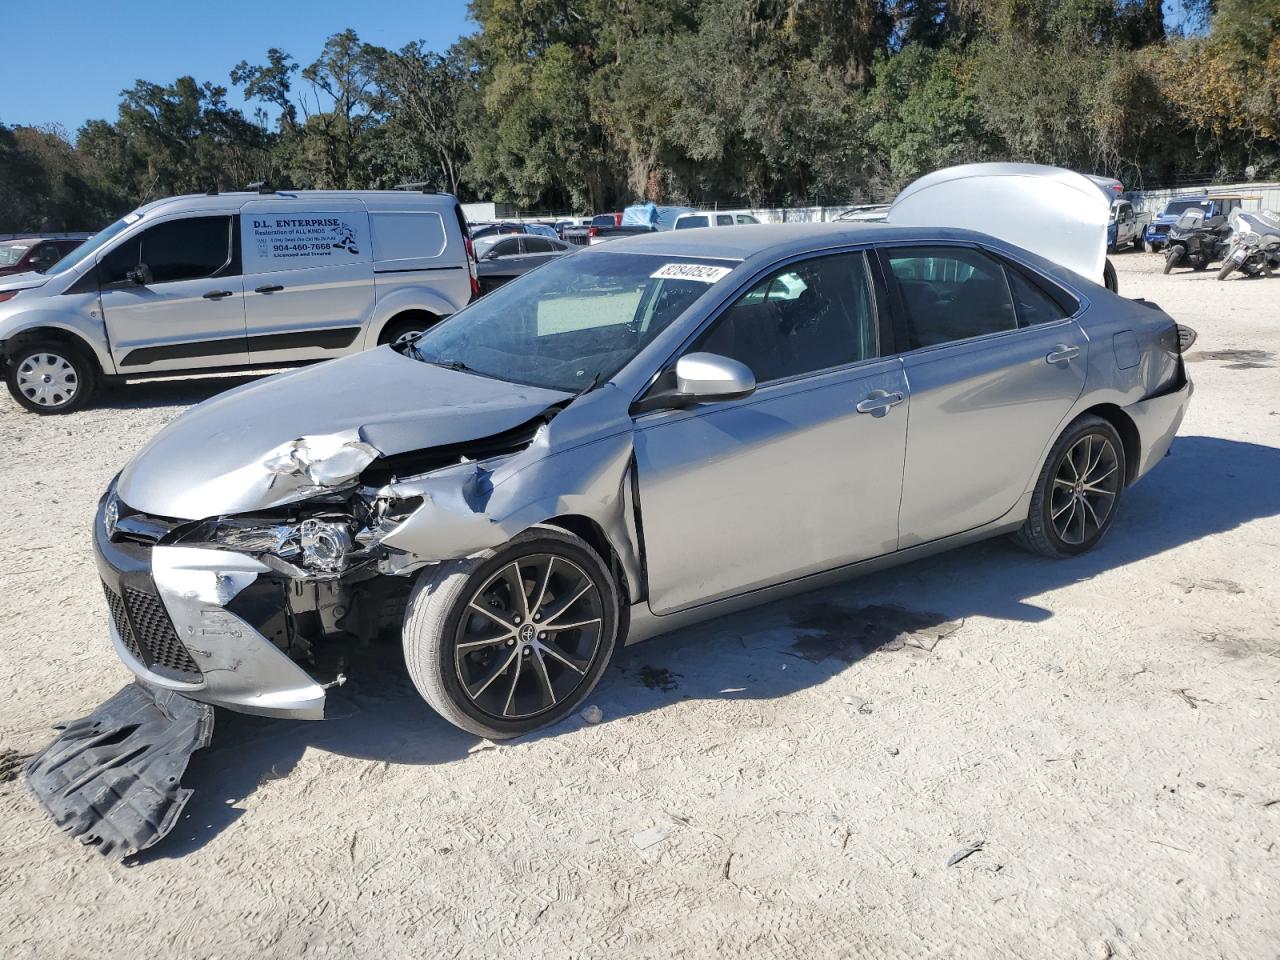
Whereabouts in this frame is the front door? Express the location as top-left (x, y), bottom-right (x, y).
top-left (99, 215), bottom-right (249, 372)
top-left (879, 244), bottom-right (1089, 547)
top-left (633, 251), bottom-right (909, 615)
top-left (238, 199), bottom-right (374, 362)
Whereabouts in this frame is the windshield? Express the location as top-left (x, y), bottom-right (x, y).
top-left (42, 214), bottom-right (135, 276)
top-left (0, 243), bottom-right (34, 267)
top-left (410, 251), bottom-right (736, 392)
top-left (1165, 200), bottom-right (1213, 217)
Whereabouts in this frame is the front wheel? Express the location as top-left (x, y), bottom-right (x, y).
top-left (401, 526), bottom-right (620, 738)
top-left (1163, 245), bottom-right (1184, 274)
top-left (1012, 415), bottom-right (1126, 558)
top-left (4, 340), bottom-right (97, 414)
top-left (1217, 259), bottom-right (1238, 281)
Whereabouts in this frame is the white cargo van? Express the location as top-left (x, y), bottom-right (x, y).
top-left (0, 189), bottom-right (478, 413)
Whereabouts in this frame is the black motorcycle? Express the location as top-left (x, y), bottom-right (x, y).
top-left (1163, 209), bottom-right (1232, 274)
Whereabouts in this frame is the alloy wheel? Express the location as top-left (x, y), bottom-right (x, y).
top-left (16, 352), bottom-right (78, 409)
top-left (393, 328), bottom-right (424, 347)
top-left (454, 554), bottom-right (604, 720)
top-left (1050, 434), bottom-right (1121, 546)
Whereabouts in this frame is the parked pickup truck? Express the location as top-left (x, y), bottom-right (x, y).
top-left (1143, 195), bottom-right (1244, 252)
top-left (1107, 200), bottom-right (1152, 252)
top-left (563, 204), bottom-right (695, 246)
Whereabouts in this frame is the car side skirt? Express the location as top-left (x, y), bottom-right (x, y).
top-left (624, 498), bottom-right (1030, 646)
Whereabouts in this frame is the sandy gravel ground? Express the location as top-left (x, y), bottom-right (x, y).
top-left (0, 252), bottom-right (1277, 959)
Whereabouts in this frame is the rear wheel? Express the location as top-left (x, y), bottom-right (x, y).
top-left (1013, 415), bottom-right (1126, 558)
top-left (401, 526), bottom-right (620, 738)
top-left (4, 340), bottom-right (97, 414)
top-left (1103, 259), bottom-right (1118, 292)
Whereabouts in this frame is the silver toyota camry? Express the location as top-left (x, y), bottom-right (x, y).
top-left (91, 222), bottom-right (1193, 740)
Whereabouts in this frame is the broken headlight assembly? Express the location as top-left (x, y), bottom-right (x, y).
top-left (202, 515), bottom-right (358, 574)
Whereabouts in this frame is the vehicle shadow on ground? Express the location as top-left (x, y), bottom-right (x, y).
top-left (93, 372), bottom-right (279, 410)
top-left (133, 434), bottom-right (1280, 862)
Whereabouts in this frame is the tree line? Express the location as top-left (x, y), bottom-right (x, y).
top-left (2, 0), bottom-right (1277, 233)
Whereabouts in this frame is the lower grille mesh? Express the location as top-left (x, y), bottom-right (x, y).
top-left (102, 581), bottom-right (202, 680)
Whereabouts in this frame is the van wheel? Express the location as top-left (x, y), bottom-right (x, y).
top-left (4, 340), bottom-right (97, 414)
top-left (378, 314), bottom-right (438, 347)
top-left (402, 526), bottom-right (620, 739)
top-left (1103, 259), bottom-right (1118, 293)
top-left (1013, 415), bottom-right (1126, 558)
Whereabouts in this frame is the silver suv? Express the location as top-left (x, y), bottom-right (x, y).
top-left (0, 190), bottom-right (477, 414)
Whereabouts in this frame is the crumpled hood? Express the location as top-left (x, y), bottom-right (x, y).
top-left (0, 270), bottom-right (50, 292)
top-left (117, 347), bottom-right (570, 519)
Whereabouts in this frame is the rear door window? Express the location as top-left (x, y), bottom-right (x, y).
top-left (883, 246), bottom-right (1018, 349)
top-left (371, 211), bottom-right (447, 262)
top-left (716, 214), bottom-right (734, 226)
top-left (676, 215), bottom-right (709, 230)
top-left (523, 237), bottom-right (555, 254)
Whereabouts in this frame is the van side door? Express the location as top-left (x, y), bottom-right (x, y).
top-left (98, 215), bottom-right (249, 372)
top-left (239, 199), bottom-right (374, 363)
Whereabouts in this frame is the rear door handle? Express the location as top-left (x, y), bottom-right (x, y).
top-left (254, 284), bottom-right (284, 294)
top-left (1046, 344), bottom-right (1080, 364)
top-left (855, 390), bottom-right (905, 417)
top-left (202, 289), bottom-right (234, 300)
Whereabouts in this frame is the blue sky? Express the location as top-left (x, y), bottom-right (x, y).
top-left (0, 0), bottom-right (473, 135)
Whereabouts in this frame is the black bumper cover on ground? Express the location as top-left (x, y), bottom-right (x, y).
top-left (25, 682), bottom-right (213, 860)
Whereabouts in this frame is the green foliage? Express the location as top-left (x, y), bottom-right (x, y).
top-left (2, 3), bottom-right (1277, 232)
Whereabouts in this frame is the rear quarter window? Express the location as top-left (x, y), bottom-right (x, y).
top-left (371, 211), bottom-right (448, 262)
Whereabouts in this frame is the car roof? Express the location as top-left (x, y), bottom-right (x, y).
top-left (131, 190), bottom-right (460, 220)
top-left (598, 221), bottom-right (998, 261)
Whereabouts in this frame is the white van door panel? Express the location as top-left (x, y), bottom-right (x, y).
top-left (240, 199), bottom-right (374, 363)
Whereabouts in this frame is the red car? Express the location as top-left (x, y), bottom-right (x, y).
top-left (0, 237), bottom-right (85, 277)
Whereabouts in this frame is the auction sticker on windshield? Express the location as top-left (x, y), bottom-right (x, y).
top-left (650, 263), bottom-right (733, 283)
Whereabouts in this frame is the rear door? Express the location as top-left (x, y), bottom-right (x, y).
top-left (878, 244), bottom-right (1088, 547)
top-left (239, 199), bottom-right (373, 363)
top-left (98, 215), bottom-right (249, 372)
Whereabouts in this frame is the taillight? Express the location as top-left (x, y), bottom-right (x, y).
top-left (588, 226), bottom-right (598, 238)
top-left (463, 236), bottom-right (480, 299)
top-left (0, 291), bottom-right (17, 304)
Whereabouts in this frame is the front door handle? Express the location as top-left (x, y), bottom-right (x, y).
top-left (855, 390), bottom-right (905, 417)
top-left (1046, 344), bottom-right (1080, 365)
top-left (254, 283), bottom-right (285, 294)
top-left (203, 289), bottom-right (234, 300)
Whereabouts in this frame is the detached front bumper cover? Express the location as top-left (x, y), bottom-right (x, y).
top-left (25, 682), bottom-right (213, 859)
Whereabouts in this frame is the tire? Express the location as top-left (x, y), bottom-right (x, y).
top-left (1163, 245), bottom-right (1183, 274)
top-left (377, 313), bottom-right (438, 347)
top-left (1217, 259), bottom-right (1238, 281)
top-left (3, 339), bottom-right (97, 414)
top-left (1012, 415), bottom-right (1126, 559)
top-left (1191, 257), bottom-right (1208, 271)
top-left (1103, 258), bottom-right (1118, 292)
top-left (1143, 239), bottom-right (1156, 254)
top-left (401, 525), bottom-right (621, 739)
top-left (1132, 233), bottom-right (1143, 251)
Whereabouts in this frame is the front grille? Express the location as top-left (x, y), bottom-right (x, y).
top-left (103, 583), bottom-right (144, 663)
top-left (102, 580), bottom-right (201, 680)
top-left (1153, 224), bottom-right (1171, 236)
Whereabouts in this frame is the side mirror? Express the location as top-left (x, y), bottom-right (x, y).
top-left (127, 263), bottom-right (153, 286)
top-left (632, 352), bottom-right (756, 414)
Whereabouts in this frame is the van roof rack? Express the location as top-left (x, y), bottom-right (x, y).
top-left (394, 181), bottom-right (437, 193)
top-left (246, 181), bottom-right (274, 194)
